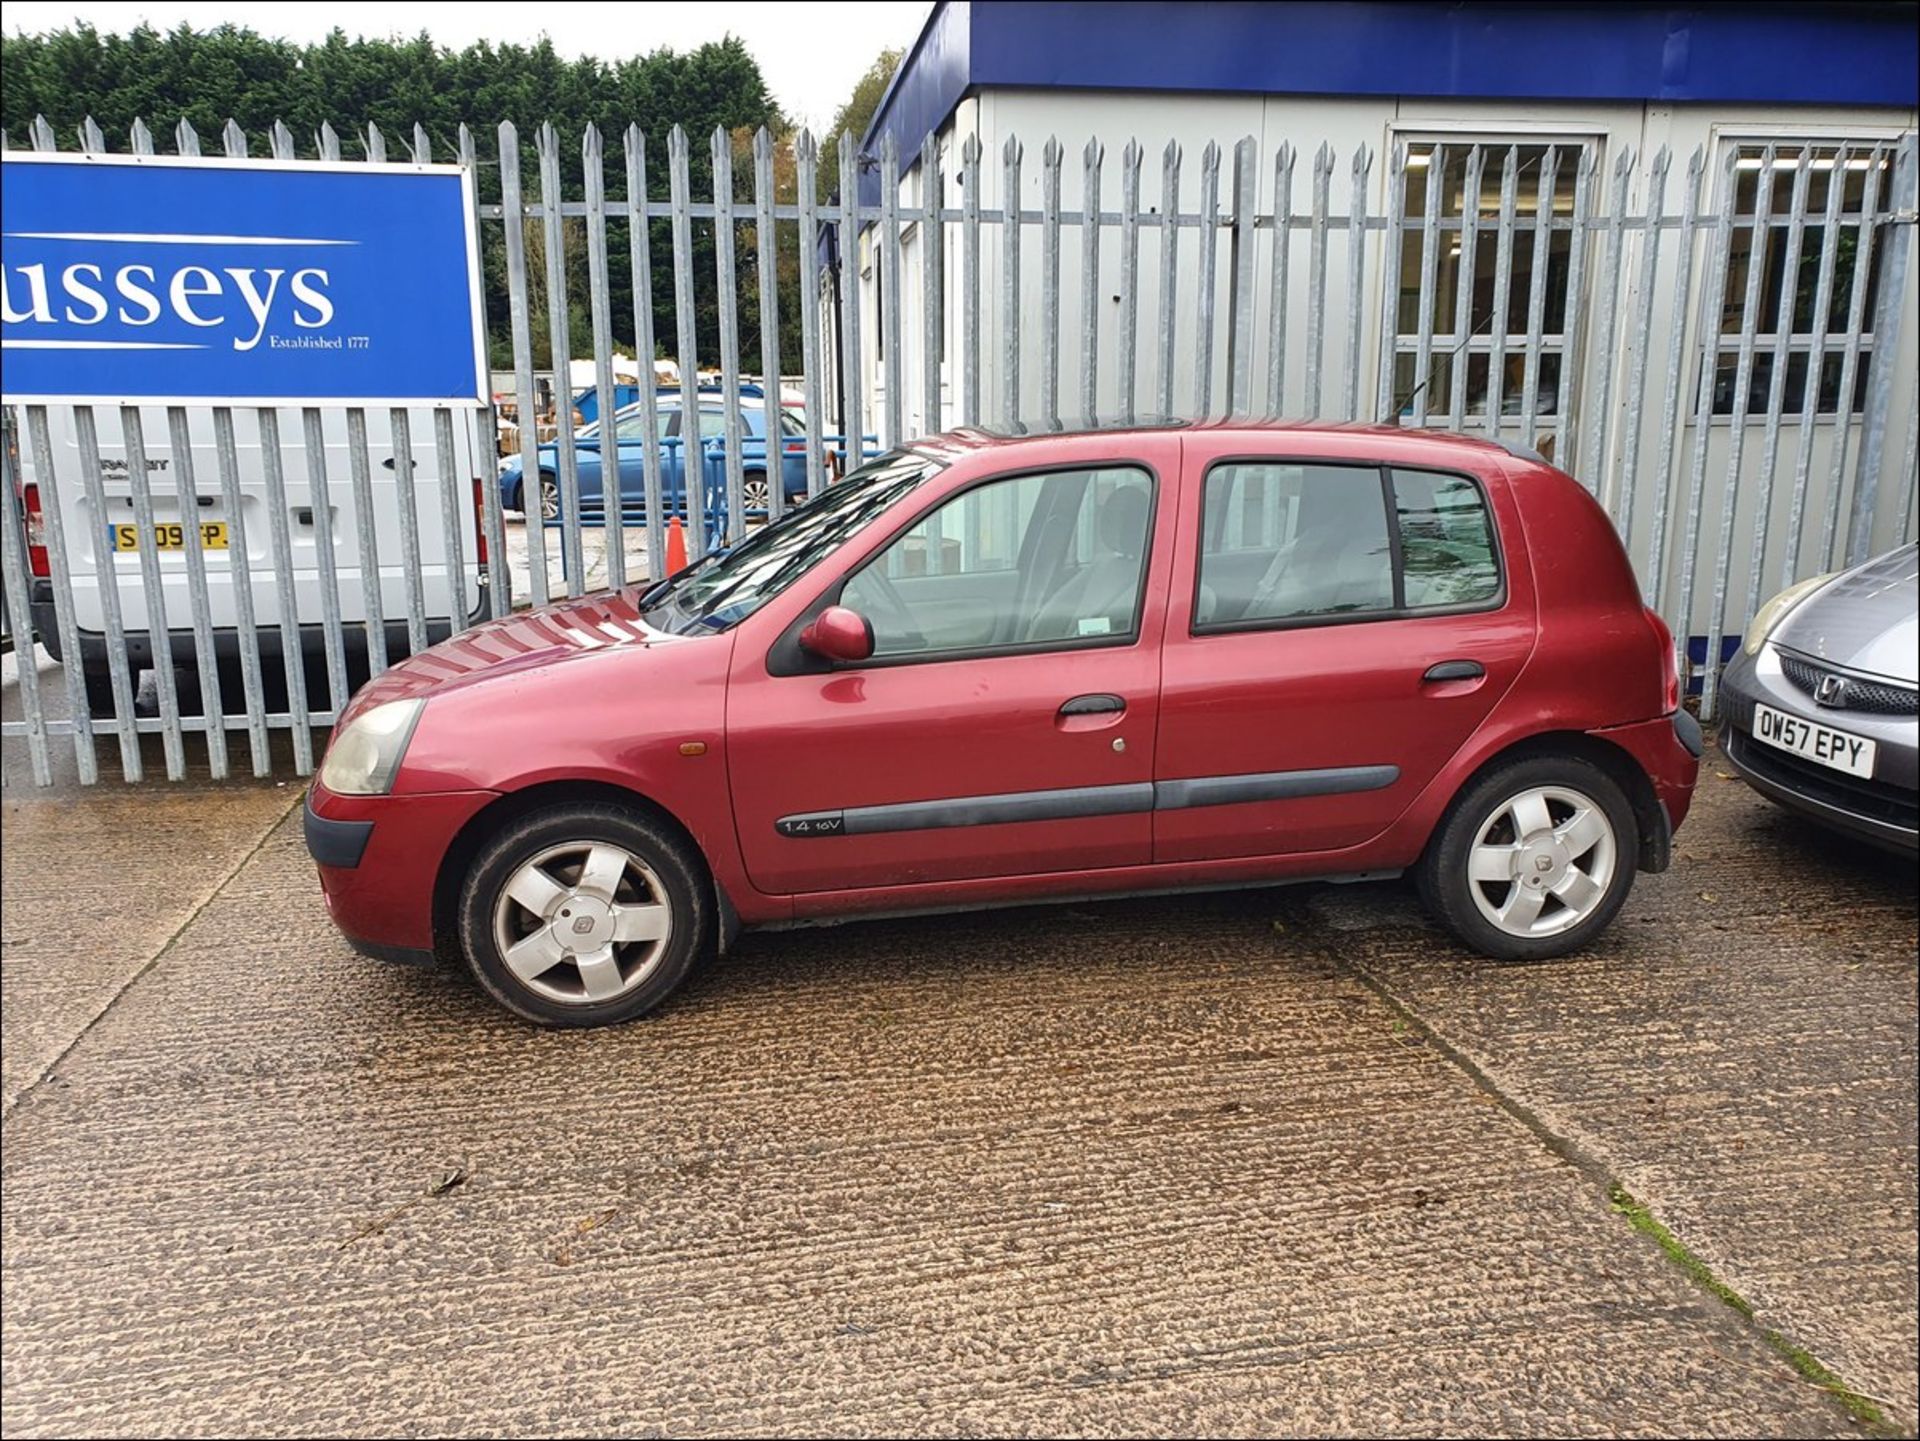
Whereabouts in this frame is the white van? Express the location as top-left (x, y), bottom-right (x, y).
top-left (20, 405), bottom-right (498, 714)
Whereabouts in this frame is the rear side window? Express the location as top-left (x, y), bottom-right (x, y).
top-left (1196, 463), bottom-right (1393, 627)
top-left (1392, 469), bottom-right (1500, 608)
top-left (1196, 461), bottom-right (1500, 630)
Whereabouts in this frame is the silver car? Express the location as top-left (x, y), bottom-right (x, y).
top-left (1719, 542), bottom-right (1918, 854)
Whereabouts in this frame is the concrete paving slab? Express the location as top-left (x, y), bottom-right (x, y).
top-left (0, 798), bottom-right (1868, 1437)
top-left (1310, 770), bottom-right (1919, 1433)
top-left (1, 695), bottom-right (298, 1114)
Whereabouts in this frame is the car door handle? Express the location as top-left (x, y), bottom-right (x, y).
top-left (1422, 660), bottom-right (1485, 683)
top-left (1059, 694), bottom-right (1126, 717)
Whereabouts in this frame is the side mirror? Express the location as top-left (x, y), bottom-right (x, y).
top-left (798, 605), bottom-right (874, 663)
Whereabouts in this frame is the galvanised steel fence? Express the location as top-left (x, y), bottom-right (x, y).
top-left (2, 115), bottom-right (1916, 786)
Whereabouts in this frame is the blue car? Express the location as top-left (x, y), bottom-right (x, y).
top-left (501, 394), bottom-right (811, 522)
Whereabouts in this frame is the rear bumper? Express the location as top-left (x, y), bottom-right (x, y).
top-left (31, 577), bottom-right (499, 671)
top-left (1590, 710), bottom-right (1702, 870)
top-left (305, 781), bottom-right (498, 954)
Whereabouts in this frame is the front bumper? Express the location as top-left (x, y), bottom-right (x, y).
top-left (304, 782), bottom-right (500, 959)
top-left (1718, 646), bottom-right (1919, 854)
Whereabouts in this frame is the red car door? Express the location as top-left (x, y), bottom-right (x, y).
top-left (726, 435), bottom-right (1181, 895)
top-left (1153, 433), bottom-right (1536, 863)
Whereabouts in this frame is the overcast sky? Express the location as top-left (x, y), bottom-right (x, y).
top-left (2, 2), bottom-right (931, 132)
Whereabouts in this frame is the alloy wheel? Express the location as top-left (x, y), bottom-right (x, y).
top-left (1466, 784), bottom-right (1617, 938)
top-left (491, 841), bottom-right (675, 1004)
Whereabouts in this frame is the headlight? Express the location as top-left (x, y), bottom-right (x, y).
top-left (1743, 572), bottom-right (1836, 655)
top-left (319, 699), bottom-right (425, 796)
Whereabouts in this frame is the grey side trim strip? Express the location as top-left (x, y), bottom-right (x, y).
top-left (1154, 764), bottom-right (1401, 811)
top-left (845, 781), bottom-right (1155, 835)
top-left (773, 764), bottom-right (1402, 838)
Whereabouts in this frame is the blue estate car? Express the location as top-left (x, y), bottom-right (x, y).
top-left (501, 394), bottom-right (811, 522)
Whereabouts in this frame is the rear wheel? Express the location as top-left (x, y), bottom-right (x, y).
top-left (1417, 755), bottom-right (1638, 960)
top-left (81, 663), bottom-right (122, 718)
top-left (458, 803), bottom-right (711, 1027)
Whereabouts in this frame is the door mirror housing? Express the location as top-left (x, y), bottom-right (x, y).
top-left (798, 605), bottom-right (874, 663)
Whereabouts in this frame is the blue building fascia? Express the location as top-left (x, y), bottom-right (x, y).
top-left (847, 0), bottom-right (1920, 212)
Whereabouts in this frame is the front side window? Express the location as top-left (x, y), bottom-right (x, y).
top-left (1387, 138), bottom-right (1594, 434)
top-left (842, 466), bottom-right (1154, 658)
top-left (1196, 462), bottom-right (1500, 629)
top-left (641, 450), bottom-right (940, 635)
top-left (1709, 142), bottom-right (1895, 416)
top-left (611, 407), bottom-right (673, 442)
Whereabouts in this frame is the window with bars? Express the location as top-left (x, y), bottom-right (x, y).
top-left (1387, 139), bottom-right (1593, 429)
top-left (1708, 143), bottom-right (1895, 417)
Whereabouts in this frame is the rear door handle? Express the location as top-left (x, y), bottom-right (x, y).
top-left (1423, 660), bottom-right (1485, 683)
top-left (1058, 693), bottom-right (1126, 717)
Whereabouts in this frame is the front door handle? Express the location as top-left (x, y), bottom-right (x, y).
top-left (1423, 660), bottom-right (1485, 683)
top-left (1058, 693), bottom-right (1126, 717)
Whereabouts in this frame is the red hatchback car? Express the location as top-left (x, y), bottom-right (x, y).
top-left (306, 422), bottom-right (1701, 1027)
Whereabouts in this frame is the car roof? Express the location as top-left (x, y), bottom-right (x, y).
top-left (606, 395), bottom-right (766, 419)
top-left (907, 417), bottom-right (1532, 468)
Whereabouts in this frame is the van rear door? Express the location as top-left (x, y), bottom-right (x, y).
top-left (36, 404), bottom-right (486, 639)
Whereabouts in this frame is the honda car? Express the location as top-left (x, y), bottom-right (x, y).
top-left (1718, 543), bottom-right (1918, 854)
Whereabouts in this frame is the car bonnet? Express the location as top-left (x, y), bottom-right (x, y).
top-left (1774, 543), bottom-right (1919, 684)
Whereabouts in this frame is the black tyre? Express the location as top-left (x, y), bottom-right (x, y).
top-left (458, 803), bottom-right (711, 1028)
top-left (537, 473), bottom-right (561, 522)
top-left (80, 663), bottom-right (124, 718)
top-left (742, 470), bottom-right (770, 513)
top-left (1417, 754), bottom-right (1639, 961)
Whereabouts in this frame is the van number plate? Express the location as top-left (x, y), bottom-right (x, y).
top-left (1753, 703), bottom-right (1876, 779)
top-left (110, 522), bottom-right (229, 552)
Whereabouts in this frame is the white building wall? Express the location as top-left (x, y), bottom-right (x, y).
top-left (841, 87), bottom-right (1917, 638)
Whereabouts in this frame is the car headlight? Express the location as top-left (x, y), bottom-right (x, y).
top-left (319, 699), bottom-right (425, 796)
top-left (1743, 572), bottom-right (1836, 656)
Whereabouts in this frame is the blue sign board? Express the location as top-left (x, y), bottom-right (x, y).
top-left (1, 153), bottom-right (486, 406)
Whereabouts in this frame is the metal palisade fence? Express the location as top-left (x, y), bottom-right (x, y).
top-left (2, 116), bottom-right (1917, 786)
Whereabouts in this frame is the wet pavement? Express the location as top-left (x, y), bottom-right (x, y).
top-left (2, 713), bottom-right (1915, 1436)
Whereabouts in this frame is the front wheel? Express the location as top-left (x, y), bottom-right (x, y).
top-left (741, 471), bottom-right (770, 513)
top-left (537, 473), bottom-right (561, 522)
top-left (458, 804), bottom-right (712, 1027)
top-left (1417, 755), bottom-right (1638, 961)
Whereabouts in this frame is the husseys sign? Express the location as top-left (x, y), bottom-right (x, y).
top-left (0, 153), bottom-right (485, 406)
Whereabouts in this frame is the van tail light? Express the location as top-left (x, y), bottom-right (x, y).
top-left (21, 482), bottom-right (50, 578)
top-left (1646, 607), bottom-right (1680, 713)
top-left (784, 441), bottom-right (805, 455)
top-left (470, 477), bottom-right (489, 567)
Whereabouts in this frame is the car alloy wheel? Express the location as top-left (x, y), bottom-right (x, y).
top-left (742, 474), bottom-right (770, 512)
top-left (1466, 783), bottom-right (1617, 938)
top-left (490, 841), bottom-right (674, 1005)
top-left (539, 475), bottom-right (561, 521)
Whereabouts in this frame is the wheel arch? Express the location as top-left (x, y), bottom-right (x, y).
top-left (430, 778), bottom-right (738, 966)
top-left (1430, 729), bottom-right (1670, 873)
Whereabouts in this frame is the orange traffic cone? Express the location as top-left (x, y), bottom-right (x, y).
top-left (664, 515), bottom-right (688, 576)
